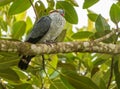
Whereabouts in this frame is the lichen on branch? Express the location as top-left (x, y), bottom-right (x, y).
top-left (0, 40), bottom-right (119, 55)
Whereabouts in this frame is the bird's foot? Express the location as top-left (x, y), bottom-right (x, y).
top-left (43, 40), bottom-right (57, 46)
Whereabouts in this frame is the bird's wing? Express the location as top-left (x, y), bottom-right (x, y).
top-left (25, 16), bottom-right (51, 43)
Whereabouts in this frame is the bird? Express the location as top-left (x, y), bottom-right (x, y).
top-left (18, 9), bottom-right (66, 70)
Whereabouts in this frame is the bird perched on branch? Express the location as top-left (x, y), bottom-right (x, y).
top-left (18, 9), bottom-right (66, 70)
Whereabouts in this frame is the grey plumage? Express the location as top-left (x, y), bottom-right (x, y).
top-left (18, 9), bottom-right (66, 70)
top-left (26, 16), bottom-right (51, 43)
top-left (39, 12), bottom-right (66, 42)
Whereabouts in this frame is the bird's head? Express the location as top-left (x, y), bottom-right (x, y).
top-left (49, 9), bottom-right (65, 16)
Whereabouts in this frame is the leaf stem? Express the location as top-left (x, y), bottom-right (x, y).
top-left (106, 57), bottom-right (114, 89)
top-left (29, 0), bottom-right (39, 20)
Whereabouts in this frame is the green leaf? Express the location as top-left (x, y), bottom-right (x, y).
top-left (55, 30), bottom-right (66, 42)
top-left (95, 15), bottom-right (110, 32)
top-left (61, 71), bottom-right (100, 89)
top-left (114, 60), bottom-right (120, 89)
top-left (35, 1), bottom-right (46, 19)
top-left (8, 0), bottom-right (31, 15)
top-left (56, 1), bottom-right (78, 24)
top-left (88, 14), bottom-right (98, 21)
top-left (0, 68), bottom-right (20, 82)
top-left (49, 71), bottom-right (59, 79)
top-left (99, 78), bottom-right (106, 89)
top-left (13, 84), bottom-right (33, 89)
top-left (92, 54), bottom-right (111, 67)
top-left (83, 0), bottom-right (99, 9)
top-left (11, 21), bottom-right (26, 39)
top-left (61, 76), bottom-right (76, 89)
top-left (48, 55), bottom-right (58, 75)
top-left (91, 71), bottom-right (106, 89)
top-left (64, 22), bottom-right (73, 40)
top-left (0, 0), bottom-right (14, 6)
top-left (26, 16), bottom-right (33, 33)
top-left (71, 31), bottom-right (94, 39)
top-left (0, 52), bottom-right (19, 69)
top-left (110, 4), bottom-right (120, 23)
top-left (47, 0), bottom-right (55, 10)
top-left (65, 0), bottom-right (79, 6)
top-left (50, 79), bottom-right (70, 89)
top-left (87, 10), bottom-right (98, 21)
top-left (12, 68), bottom-right (29, 81)
top-left (0, 17), bottom-right (7, 32)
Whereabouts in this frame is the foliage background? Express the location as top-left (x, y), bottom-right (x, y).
top-left (0, 0), bottom-right (120, 89)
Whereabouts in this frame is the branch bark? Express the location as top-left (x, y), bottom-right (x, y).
top-left (0, 40), bottom-right (119, 55)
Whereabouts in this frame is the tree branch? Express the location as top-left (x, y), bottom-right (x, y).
top-left (0, 40), bottom-right (120, 55)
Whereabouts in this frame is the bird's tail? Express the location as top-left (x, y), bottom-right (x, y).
top-left (18, 55), bottom-right (34, 70)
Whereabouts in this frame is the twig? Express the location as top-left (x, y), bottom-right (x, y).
top-left (42, 55), bottom-right (45, 71)
top-left (94, 29), bottom-right (118, 42)
top-left (107, 23), bottom-right (119, 89)
top-left (29, 0), bottom-right (39, 20)
top-left (106, 57), bottom-right (114, 89)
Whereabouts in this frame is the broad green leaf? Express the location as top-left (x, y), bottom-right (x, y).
top-left (47, 0), bottom-right (55, 10)
top-left (64, 22), bottom-right (73, 41)
top-left (91, 70), bottom-right (102, 81)
top-left (95, 15), bottom-right (110, 32)
top-left (87, 10), bottom-right (98, 21)
top-left (0, 57), bottom-right (18, 69)
top-left (61, 71), bottom-right (100, 89)
top-left (56, 1), bottom-right (78, 24)
top-left (8, 0), bottom-right (31, 15)
top-left (12, 67), bottom-right (29, 81)
top-left (83, 0), bottom-right (99, 9)
top-left (11, 21), bottom-right (26, 39)
top-left (13, 84), bottom-right (33, 89)
top-left (35, 1), bottom-right (46, 19)
top-left (102, 69), bottom-right (110, 84)
top-left (26, 16), bottom-right (33, 33)
top-left (0, 68), bottom-right (20, 82)
top-left (55, 30), bottom-right (66, 42)
top-left (48, 55), bottom-right (58, 75)
top-left (72, 31), bottom-right (94, 39)
top-left (114, 60), bottom-right (120, 89)
top-left (88, 14), bottom-right (98, 21)
top-left (65, 22), bottom-right (73, 36)
top-left (61, 76), bottom-right (76, 89)
top-left (15, 12), bottom-right (27, 21)
top-left (92, 54), bottom-right (111, 67)
top-left (0, 0), bottom-right (14, 6)
top-left (110, 4), bottom-right (120, 24)
top-left (49, 71), bottom-right (59, 79)
top-left (0, 17), bottom-right (7, 32)
top-left (50, 79), bottom-right (70, 89)
top-left (99, 78), bottom-right (106, 89)
top-left (60, 63), bottom-right (76, 72)
top-left (0, 52), bottom-right (19, 69)
top-left (93, 58), bottom-right (107, 67)
top-left (91, 71), bottom-right (106, 89)
top-left (65, 0), bottom-right (79, 6)
top-left (91, 67), bottom-right (99, 77)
